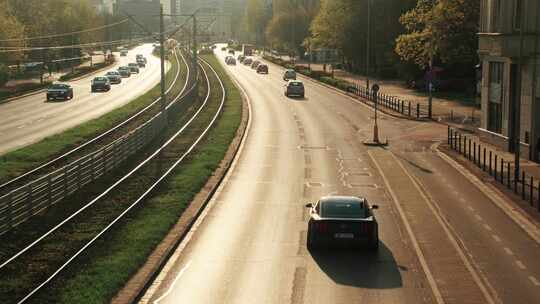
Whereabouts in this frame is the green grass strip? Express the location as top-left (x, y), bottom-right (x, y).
top-left (32, 54), bottom-right (242, 304)
top-left (0, 52), bottom-right (183, 183)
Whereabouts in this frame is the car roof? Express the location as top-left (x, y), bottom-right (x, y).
top-left (94, 76), bottom-right (108, 80)
top-left (288, 80), bottom-right (303, 84)
top-left (319, 196), bottom-right (365, 205)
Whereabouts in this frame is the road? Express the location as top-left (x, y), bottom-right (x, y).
top-left (141, 46), bottom-right (540, 304)
top-left (0, 44), bottom-right (166, 155)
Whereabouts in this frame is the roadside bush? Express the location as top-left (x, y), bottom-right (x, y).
top-left (0, 64), bottom-right (9, 87)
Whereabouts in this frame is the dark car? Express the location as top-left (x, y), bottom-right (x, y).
top-left (91, 76), bottom-right (111, 92)
top-left (226, 57), bottom-right (236, 65)
top-left (238, 55), bottom-right (245, 63)
top-left (228, 49), bottom-right (235, 55)
top-left (251, 60), bottom-right (260, 69)
top-left (221, 47), bottom-right (227, 51)
top-left (136, 59), bottom-right (146, 68)
top-left (136, 54), bottom-right (147, 64)
top-left (256, 64), bottom-right (268, 74)
top-left (46, 83), bottom-right (73, 101)
top-left (120, 50), bottom-right (128, 56)
top-left (128, 63), bottom-right (140, 73)
top-left (118, 66), bottom-right (131, 77)
top-left (283, 69), bottom-right (296, 81)
top-left (284, 80), bottom-right (305, 98)
top-left (305, 196), bottom-right (379, 250)
top-left (105, 71), bottom-right (122, 84)
top-left (243, 58), bottom-right (253, 65)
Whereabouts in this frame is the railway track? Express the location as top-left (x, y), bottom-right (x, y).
top-left (0, 57), bottom-right (226, 303)
top-left (0, 48), bottom-right (191, 194)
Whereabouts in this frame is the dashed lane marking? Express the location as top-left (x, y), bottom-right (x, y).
top-left (467, 206), bottom-right (475, 212)
top-left (516, 261), bottom-right (526, 270)
top-left (483, 224), bottom-right (493, 231)
top-left (475, 214), bottom-right (483, 221)
top-left (529, 276), bottom-right (540, 286)
top-left (503, 247), bottom-right (514, 256)
top-left (492, 235), bottom-right (502, 243)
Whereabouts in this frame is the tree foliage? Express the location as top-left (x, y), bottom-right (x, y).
top-left (265, 7), bottom-right (313, 55)
top-left (395, 0), bottom-right (480, 69)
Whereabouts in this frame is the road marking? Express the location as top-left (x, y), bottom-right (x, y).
top-left (467, 206), bottom-right (475, 212)
top-left (459, 198), bottom-right (466, 203)
top-left (17, 124), bottom-right (27, 129)
top-left (503, 247), bottom-right (514, 256)
top-left (368, 151), bottom-right (445, 304)
top-left (153, 261), bottom-right (192, 304)
top-left (483, 224), bottom-right (493, 231)
top-left (376, 151), bottom-right (498, 304)
top-left (515, 261), bottom-right (526, 270)
top-left (475, 214), bottom-right (483, 221)
top-left (529, 276), bottom-right (540, 286)
top-left (492, 235), bottom-right (502, 242)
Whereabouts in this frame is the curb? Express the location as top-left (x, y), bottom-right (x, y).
top-left (111, 60), bottom-right (250, 304)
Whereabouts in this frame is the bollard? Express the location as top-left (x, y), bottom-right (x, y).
top-left (408, 102), bottom-right (411, 116)
top-left (451, 110), bottom-right (454, 121)
top-left (522, 171), bottom-right (526, 200)
top-left (401, 100), bottom-right (404, 113)
top-left (448, 127), bottom-right (451, 145)
top-left (458, 133), bottom-right (462, 153)
top-left (483, 147), bottom-right (486, 171)
top-left (494, 155), bottom-right (498, 180)
top-left (530, 176), bottom-right (534, 206)
top-left (489, 151), bottom-right (492, 175)
top-left (473, 142), bottom-right (476, 164)
top-left (507, 162), bottom-right (511, 189)
top-left (468, 138), bottom-right (472, 160)
top-left (417, 103), bottom-right (420, 119)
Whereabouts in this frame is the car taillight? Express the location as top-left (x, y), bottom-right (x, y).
top-left (316, 222), bottom-right (329, 232)
top-left (360, 222), bottom-right (372, 235)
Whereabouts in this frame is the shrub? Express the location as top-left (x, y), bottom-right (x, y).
top-left (0, 64), bottom-right (9, 87)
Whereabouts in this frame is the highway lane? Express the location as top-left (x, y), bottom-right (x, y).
top-left (142, 48), bottom-right (540, 304)
top-left (142, 49), bottom-right (437, 304)
top-left (0, 43), bottom-right (167, 155)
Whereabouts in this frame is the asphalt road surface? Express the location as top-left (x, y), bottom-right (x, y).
top-left (141, 46), bottom-right (540, 304)
top-left (0, 44), bottom-right (166, 155)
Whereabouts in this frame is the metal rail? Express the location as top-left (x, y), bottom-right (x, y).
top-left (5, 57), bottom-right (225, 304)
top-left (0, 48), bottom-right (195, 236)
top-left (0, 48), bottom-right (189, 192)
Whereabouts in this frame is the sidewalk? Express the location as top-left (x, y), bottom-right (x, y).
top-left (302, 62), bottom-right (480, 130)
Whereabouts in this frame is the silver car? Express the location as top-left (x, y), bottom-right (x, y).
top-left (284, 80), bottom-right (305, 98)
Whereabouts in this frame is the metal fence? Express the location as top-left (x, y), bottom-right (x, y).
top-left (348, 84), bottom-right (430, 119)
top-left (0, 60), bottom-right (198, 236)
top-left (448, 127), bottom-right (540, 212)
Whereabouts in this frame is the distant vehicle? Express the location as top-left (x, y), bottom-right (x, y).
top-left (284, 80), bottom-right (305, 98)
top-left (305, 196), bottom-right (379, 250)
top-left (118, 66), bottom-right (131, 77)
top-left (227, 57), bottom-right (236, 65)
top-left (251, 60), bottom-right (260, 69)
top-left (105, 71), bottom-right (122, 84)
top-left (238, 55), bottom-right (246, 63)
top-left (243, 58), bottom-right (253, 65)
top-left (128, 63), bottom-right (140, 73)
top-left (91, 76), bottom-right (111, 92)
top-left (136, 58), bottom-right (146, 68)
top-left (225, 55), bottom-right (233, 62)
top-left (283, 69), bottom-right (296, 81)
top-left (46, 83), bottom-right (73, 101)
top-left (211, 45), bottom-right (217, 49)
top-left (120, 50), bottom-right (128, 56)
top-left (228, 49), bottom-right (235, 55)
top-left (256, 64), bottom-right (268, 74)
top-left (242, 44), bottom-right (254, 56)
top-left (221, 47), bottom-right (227, 51)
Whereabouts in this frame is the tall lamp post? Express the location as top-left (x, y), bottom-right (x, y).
top-left (366, 0), bottom-right (371, 91)
top-left (514, 0), bottom-right (525, 185)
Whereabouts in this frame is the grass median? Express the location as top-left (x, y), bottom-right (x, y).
top-left (0, 51), bottom-right (184, 184)
top-left (24, 53), bottom-right (242, 303)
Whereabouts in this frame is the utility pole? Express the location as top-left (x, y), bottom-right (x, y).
top-left (427, 0), bottom-right (435, 119)
top-left (514, 0), bottom-right (525, 182)
top-left (366, 0), bottom-right (371, 91)
top-left (159, 4), bottom-right (167, 118)
top-left (192, 14), bottom-right (198, 79)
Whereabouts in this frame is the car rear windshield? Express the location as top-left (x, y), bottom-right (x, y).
top-left (50, 84), bottom-right (67, 89)
top-left (321, 201), bottom-right (366, 219)
top-left (94, 77), bottom-right (107, 81)
top-left (289, 82), bottom-right (303, 87)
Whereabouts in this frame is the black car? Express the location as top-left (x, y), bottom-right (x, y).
top-left (105, 71), bottom-right (122, 84)
top-left (118, 66), bottom-right (131, 77)
top-left (128, 63), bottom-right (140, 73)
top-left (243, 58), bottom-right (253, 65)
top-left (136, 59), bottom-right (146, 68)
top-left (46, 83), bottom-right (73, 101)
top-left (305, 196), bottom-right (379, 250)
top-left (91, 76), bottom-right (111, 92)
top-left (257, 64), bottom-right (268, 74)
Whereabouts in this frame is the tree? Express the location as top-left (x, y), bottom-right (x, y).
top-left (266, 8), bottom-right (312, 56)
top-left (395, 0), bottom-right (480, 71)
top-left (244, 0), bottom-right (271, 45)
top-left (0, 0), bottom-right (25, 63)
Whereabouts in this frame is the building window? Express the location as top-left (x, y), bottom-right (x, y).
top-left (488, 62), bottom-right (504, 133)
top-left (513, 0), bottom-right (522, 31)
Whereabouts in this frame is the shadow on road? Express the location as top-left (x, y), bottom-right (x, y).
top-left (310, 242), bottom-right (403, 289)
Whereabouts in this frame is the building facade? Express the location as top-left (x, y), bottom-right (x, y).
top-left (478, 0), bottom-right (540, 161)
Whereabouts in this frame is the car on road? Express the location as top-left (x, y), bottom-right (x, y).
top-left (225, 55), bottom-right (233, 63)
top-left (118, 66), bottom-right (131, 77)
top-left (238, 55), bottom-right (245, 63)
top-left (283, 69), bottom-right (296, 81)
top-left (228, 49), bottom-right (235, 55)
top-left (284, 80), bottom-right (305, 98)
top-left (91, 76), bottom-right (111, 92)
top-left (243, 57), bottom-right (253, 65)
top-left (256, 64), bottom-right (268, 74)
top-left (128, 63), bottom-right (140, 73)
top-left (105, 71), bottom-right (122, 84)
top-left (227, 57), bottom-right (237, 65)
top-left (250, 60), bottom-right (260, 69)
top-left (305, 196), bottom-right (379, 250)
top-left (221, 47), bottom-right (227, 51)
top-left (120, 50), bottom-right (128, 56)
top-left (46, 83), bottom-right (73, 101)
top-left (136, 58), bottom-right (146, 68)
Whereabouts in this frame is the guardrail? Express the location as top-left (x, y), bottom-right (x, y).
top-left (348, 84), bottom-right (430, 119)
top-left (448, 127), bottom-right (540, 212)
top-left (0, 49), bottom-right (199, 236)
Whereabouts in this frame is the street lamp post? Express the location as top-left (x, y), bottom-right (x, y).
top-left (514, 0), bottom-right (526, 183)
top-left (366, 0), bottom-right (371, 91)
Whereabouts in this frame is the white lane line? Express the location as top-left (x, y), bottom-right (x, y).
top-left (529, 276), bottom-right (540, 286)
top-left (475, 214), bottom-right (483, 221)
top-left (17, 124), bottom-right (27, 129)
top-left (503, 247), bottom-right (514, 256)
top-left (467, 206), bottom-right (475, 212)
top-left (153, 261), bottom-right (192, 304)
top-left (483, 224), bottom-right (493, 231)
top-left (492, 235), bottom-right (502, 242)
top-left (459, 198), bottom-right (466, 203)
top-left (515, 261), bottom-right (526, 270)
